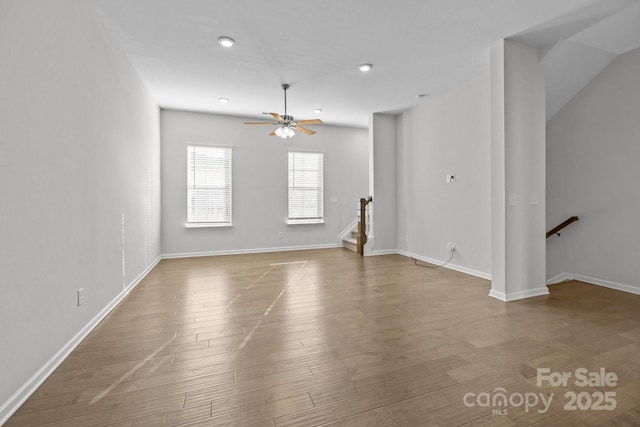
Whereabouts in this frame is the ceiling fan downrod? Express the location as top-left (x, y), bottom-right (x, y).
top-left (282, 83), bottom-right (290, 120)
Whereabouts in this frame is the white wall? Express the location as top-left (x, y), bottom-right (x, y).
top-left (489, 40), bottom-right (547, 301)
top-left (369, 113), bottom-right (398, 253)
top-left (0, 0), bottom-right (161, 420)
top-left (547, 47), bottom-right (640, 291)
top-left (490, 41), bottom-right (507, 295)
top-left (490, 40), bottom-right (548, 301)
top-left (396, 73), bottom-right (492, 276)
top-left (161, 110), bottom-right (369, 256)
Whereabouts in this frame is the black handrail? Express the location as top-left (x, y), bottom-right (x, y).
top-left (546, 216), bottom-right (579, 238)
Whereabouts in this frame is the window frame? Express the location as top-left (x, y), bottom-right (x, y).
top-left (185, 144), bottom-right (233, 228)
top-left (287, 150), bottom-right (325, 225)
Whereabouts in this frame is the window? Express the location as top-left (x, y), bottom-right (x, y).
top-left (187, 145), bottom-right (232, 226)
top-left (288, 151), bottom-right (324, 224)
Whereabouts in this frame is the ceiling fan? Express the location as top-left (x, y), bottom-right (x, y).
top-left (244, 84), bottom-right (323, 138)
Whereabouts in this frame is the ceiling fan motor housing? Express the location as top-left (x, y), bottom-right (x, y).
top-left (282, 114), bottom-right (294, 124)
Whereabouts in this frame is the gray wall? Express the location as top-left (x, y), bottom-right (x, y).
top-left (369, 114), bottom-right (398, 254)
top-left (161, 110), bottom-right (369, 256)
top-left (547, 47), bottom-right (640, 291)
top-left (0, 0), bottom-right (161, 419)
top-left (490, 39), bottom-right (547, 301)
top-left (490, 41), bottom-right (507, 294)
top-left (396, 73), bottom-right (492, 277)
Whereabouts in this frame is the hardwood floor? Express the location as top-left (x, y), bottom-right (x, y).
top-left (6, 248), bottom-right (640, 426)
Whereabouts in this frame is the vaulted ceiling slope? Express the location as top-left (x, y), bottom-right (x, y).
top-left (512, 0), bottom-right (640, 120)
top-left (91, 0), bottom-right (640, 128)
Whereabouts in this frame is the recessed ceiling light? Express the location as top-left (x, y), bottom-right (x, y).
top-left (314, 109), bottom-right (323, 114)
top-left (218, 36), bottom-right (235, 47)
top-left (218, 97), bottom-right (229, 103)
top-left (358, 63), bottom-right (373, 72)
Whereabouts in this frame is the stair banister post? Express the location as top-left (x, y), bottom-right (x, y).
top-left (357, 198), bottom-right (365, 255)
top-left (357, 196), bottom-right (373, 256)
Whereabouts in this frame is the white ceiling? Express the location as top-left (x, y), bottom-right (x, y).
top-left (512, 0), bottom-right (640, 120)
top-left (91, 0), bottom-right (639, 128)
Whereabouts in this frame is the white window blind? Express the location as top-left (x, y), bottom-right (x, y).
top-left (187, 145), bottom-right (232, 225)
top-left (288, 151), bottom-right (324, 223)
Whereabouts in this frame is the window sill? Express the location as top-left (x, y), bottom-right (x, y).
top-left (185, 223), bottom-right (233, 229)
top-left (287, 219), bottom-right (325, 225)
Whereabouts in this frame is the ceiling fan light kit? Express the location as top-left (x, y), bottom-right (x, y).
top-left (244, 83), bottom-right (323, 139)
top-left (275, 126), bottom-right (295, 138)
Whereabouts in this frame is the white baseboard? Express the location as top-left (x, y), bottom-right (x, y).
top-left (488, 287), bottom-right (550, 302)
top-left (547, 272), bottom-right (639, 295)
top-left (0, 256), bottom-right (161, 426)
top-left (488, 289), bottom-right (507, 301)
top-left (367, 249), bottom-right (397, 256)
top-left (395, 251), bottom-right (551, 301)
top-left (162, 243), bottom-right (338, 259)
top-left (396, 250), bottom-right (492, 281)
top-left (546, 272), bottom-right (572, 285)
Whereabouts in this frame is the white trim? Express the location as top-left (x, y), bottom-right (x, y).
top-left (185, 222), bottom-right (233, 228)
top-left (287, 151), bottom-right (324, 223)
top-left (546, 272), bottom-right (572, 285)
top-left (286, 148), bottom-right (325, 154)
top-left (162, 243), bottom-right (338, 259)
top-left (488, 289), bottom-right (508, 301)
top-left (286, 219), bottom-right (325, 225)
top-left (367, 249), bottom-right (397, 256)
top-left (547, 272), bottom-right (640, 295)
top-left (396, 250), bottom-right (492, 281)
top-left (186, 145), bottom-right (233, 226)
top-left (488, 287), bottom-right (550, 302)
top-left (337, 218), bottom-right (358, 247)
top-left (0, 257), bottom-right (162, 426)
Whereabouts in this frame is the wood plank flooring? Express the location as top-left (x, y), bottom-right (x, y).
top-left (6, 248), bottom-right (640, 426)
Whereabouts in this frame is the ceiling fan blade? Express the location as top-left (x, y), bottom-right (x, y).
top-left (269, 130), bottom-right (277, 136)
top-left (295, 119), bottom-right (323, 125)
top-left (244, 122), bottom-right (276, 125)
top-left (269, 112), bottom-right (284, 122)
top-left (295, 126), bottom-right (316, 135)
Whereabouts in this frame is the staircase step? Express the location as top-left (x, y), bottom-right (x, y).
top-left (342, 238), bottom-right (357, 253)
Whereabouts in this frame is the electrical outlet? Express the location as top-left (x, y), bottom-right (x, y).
top-left (447, 242), bottom-right (456, 251)
top-left (446, 174), bottom-right (456, 183)
top-left (277, 232), bottom-right (284, 240)
top-left (77, 288), bottom-right (84, 306)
